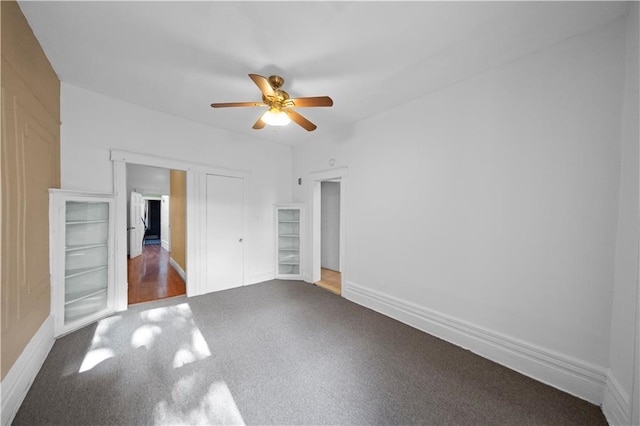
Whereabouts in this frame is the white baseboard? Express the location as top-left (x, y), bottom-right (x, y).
top-left (169, 257), bottom-right (186, 282)
top-left (161, 240), bottom-right (170, 251)
top-left (246, 270), bottom-right (275, 285)
top-left (603, 372), bottom-right (631, 425)
top-left (1, 315), bottom-right (55, 426)
top-left (344, 281), bottom-right (607, 405)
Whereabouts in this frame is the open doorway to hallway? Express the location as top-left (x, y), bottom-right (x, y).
top-left (126, 164), bottom-right (186, 304)
top-left (310, 167), bottom-right (347, 295)
top-left (315, 180), bottom-right (342, 295)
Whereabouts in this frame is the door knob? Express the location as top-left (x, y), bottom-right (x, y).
top-left (239, 238), bottom-right (243, 243)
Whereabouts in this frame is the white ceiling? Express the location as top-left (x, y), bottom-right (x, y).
top-left (18, 1), bottom-right (629, 146)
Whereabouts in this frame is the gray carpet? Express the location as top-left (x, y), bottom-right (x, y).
top-left (14, 280), bottom-right (606, 425)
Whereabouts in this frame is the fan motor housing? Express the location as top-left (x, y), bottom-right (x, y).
top-left (263, 89), bottom-right (290, 108)
top-left (268, 75), bottom-right (285, 89)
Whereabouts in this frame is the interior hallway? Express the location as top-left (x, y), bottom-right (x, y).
top-left (128, 244), bottom-right (186, 305)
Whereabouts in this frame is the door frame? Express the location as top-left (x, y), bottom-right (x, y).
top-left (309, 167), bottom-right (347, 289)
top-left (110, 149), bottom-right (250, 311)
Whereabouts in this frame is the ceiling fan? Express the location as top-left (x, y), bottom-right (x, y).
top-left (211, 74), bottom-right (333, 132)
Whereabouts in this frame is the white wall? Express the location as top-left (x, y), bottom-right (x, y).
top-left (606, 4), bottom-right (640, 425)
top-left (293, 16), bottom-right (630, 403)
top-left (321, 181), bottom-right (340, 271)
top-left (126, 164), bottom-right (170, 196)
top-left (61, 83), bottom-right (292, 283)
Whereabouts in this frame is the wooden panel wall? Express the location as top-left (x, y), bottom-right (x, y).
top-left (169, 170), bottom-right (186, 272)
top-left (1, 0), bottom-right (60, 380)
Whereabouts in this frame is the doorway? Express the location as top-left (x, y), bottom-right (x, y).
top-left (143, 198), bottom-right (161, 244)
top-left (316, 181), bottom-right (341, 294)
top-left (126, 164), bottom-right (186, 305)
top-left (310, 167), bottom-right (347, 294)
top-left (112, 149), bottom-right (251, 311)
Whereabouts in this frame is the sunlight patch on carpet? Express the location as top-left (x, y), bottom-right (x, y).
top-left (131, 324), bottom-right (163, 349)
top-left (77, 303), bottom-right (211, 374)
top-left (137, 303), bottom-right (212, 368)
top-left (78, 315), bottom-right (121, 373)
top-left (154, 378), bottom-right (245, 425)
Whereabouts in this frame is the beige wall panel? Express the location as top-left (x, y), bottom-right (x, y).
top-left (1, 0), bottom-right (60, 380)
top-left (1, 1), bottom-right (59, 118)
top-left (20, 104), bottom-right (56, 301)
top-left (1, 80), bottom-right (20, 345)
top-left (169, 170), bottom-right (186, 272)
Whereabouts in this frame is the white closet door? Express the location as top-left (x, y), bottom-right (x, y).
top-left (129, 191), bottom-right (144, 258)
top-left (205, 174), bottom-right (244, 293)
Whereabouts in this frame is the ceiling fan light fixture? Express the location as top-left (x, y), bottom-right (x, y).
top-left (211, 74), bottom-right (331, 131)
top-left (262, 108), bottom-right (291, 126)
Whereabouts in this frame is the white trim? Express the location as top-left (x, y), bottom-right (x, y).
top-left (140, 194), bottom-right (163, 201)
top-left (310, 167), bottom-right (349, 182)
top-left (186, 170), bottom-right (202, 297)
top-left (110, 149), bottom-right (250, 178)
top-left (310, 183), bottom-right (321, 283)
top-left (113, 160), bottom-right (128, 311)
top-left (242, 176), bottom-right (251, 288)
top-left (603, 372), bottom-right (631, 425)
top-left (344, 281), bottom-right (607, 405)
top-left (169, 257), bottom-right (187, 282)
top-left (0, 316), bottom-right (55, 426)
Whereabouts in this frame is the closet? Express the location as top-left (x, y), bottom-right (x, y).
top-left (50, 190), bottom-right (115, 336)
top-left (275, 204), bottom-right (303, 279)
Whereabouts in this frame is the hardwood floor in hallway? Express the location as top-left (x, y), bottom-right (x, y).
top-left (128, 244), bottom-right (186, 305)
top-left (316, 267), bottom-right (341, 295)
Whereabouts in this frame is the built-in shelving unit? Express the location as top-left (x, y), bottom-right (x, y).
top-left (50, 190), bottom-right (115, 336)
top-left (275, 204), bottom-right (303, 279)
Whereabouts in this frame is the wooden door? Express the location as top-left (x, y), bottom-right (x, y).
top-left (129, 191), bottom-right (144, 258)
top-left (205, 174), bottom-right (244, 293)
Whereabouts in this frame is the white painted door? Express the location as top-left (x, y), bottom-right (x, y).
top-left (160, 195), bottom-right (170, 251)
top-left (206, 174), bottom-right (244, 293)
top-left (129, 191), bottom-right (144, 258)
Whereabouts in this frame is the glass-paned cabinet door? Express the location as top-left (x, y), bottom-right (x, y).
top-left (275, 204), bottom-right (302, 279)
top-left (50, 190), bottom-right (115, 336)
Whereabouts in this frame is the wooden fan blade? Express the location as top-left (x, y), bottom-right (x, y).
top-left (288, 96), bottom-right (333, 108)
top-left (248, 74), bottom-right (275, 97)
top-left (252, 113), bottom-right (266, 130)
top-left (285, 109), bottom-right (317, 131)
top-left (211, 101), bottom-right (266, 108)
